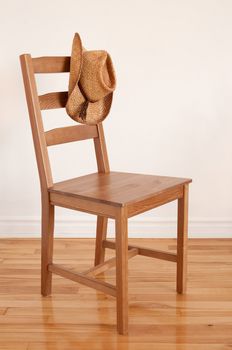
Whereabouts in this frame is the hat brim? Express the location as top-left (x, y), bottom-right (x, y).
top-left (67, 33), bottom-right (83, 94)
top-left (66, 87), bottom-right (113, 125)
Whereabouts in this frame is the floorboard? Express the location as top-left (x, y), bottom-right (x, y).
top-left (0, 238), bottom-right (232, 349)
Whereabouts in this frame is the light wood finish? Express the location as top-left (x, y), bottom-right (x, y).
top-left (94, 123), bottom-right (110, 173)
top-left (49, 192), bottom-right (116, 218)
top-left (116, 207), bottom-right (129, 334)
top-left (84, 248), bottom-right (138, 276)
top-left (41, 200), bottom-right (54, 296)
top-left (48, 264), bottom-right (116, 297)
top-left (103, 240), bottom-right (177, 262)
top-left (48, 172), bottom-right (190, 209)
top-left (20, 54), bottom-right (54, 298)
top-left (20, 54), bottom-right (53, 190)
top-left (0, 238), bottom-right (231, 349)
top-left (20, 53), bottom-right (192, 334)
top-left (32, 56), bottom-right (70, 73)
top-left (177, 184), bottom-right (189, 293)
top-left (93, 123), bottom-right (110, 266)
top-left (45, 124), bottom-right (98, 147)
top-left (94, 216), bottom-right (108, 265)
top-left (127, 185), bottom-right (184, 218)
top-left (39, 91), bottom-right (68, 110)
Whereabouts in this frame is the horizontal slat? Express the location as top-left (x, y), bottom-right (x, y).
top-left (128, 186), bottom-right (183, 218)
top-left (136, 246), bottom-right (177, 262)
top-left (39, 91), bottom-right (68, 110)
top-left (103, 240), bottom-right (177, 263)
top-left (49, 192), bottom-right (117, 218)
top-left (45, 124), bottom-right (98, 146)
top-left (32, 56), bottom-right (70, 73)
top-left (83, 248), bottom-right (138, 277)
top-left (48, 264), bottom-right (116, 297)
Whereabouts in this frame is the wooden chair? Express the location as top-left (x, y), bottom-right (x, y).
top-left (20, 54), bottom-right (192, 335)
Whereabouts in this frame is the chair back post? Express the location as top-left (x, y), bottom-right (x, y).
top-left (94, 123), bottom-right (110, 173)
top-left (20, 54), bottom-right (53, 193)
top-left (20, 54), bottom-right (110, 195)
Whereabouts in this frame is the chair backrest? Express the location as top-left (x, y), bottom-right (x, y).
top-left (20, 54), bottom-right (110, 194)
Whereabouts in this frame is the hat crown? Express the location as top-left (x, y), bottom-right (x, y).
top-left (80, 50), bottom-right (116, 102)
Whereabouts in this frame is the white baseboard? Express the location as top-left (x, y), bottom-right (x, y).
top-left (0, 216), bottom-right (231, 238)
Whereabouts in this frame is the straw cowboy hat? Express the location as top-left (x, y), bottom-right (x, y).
top-left (66, 33), bottom-right (116, 125)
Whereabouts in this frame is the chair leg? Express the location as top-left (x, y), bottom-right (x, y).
top-left (94, 216), bottom-right (108, 266)
top-left (177, 184), bottom-right (189, 294)
top-left (41, 199), bottom-right (55, 296)
top-left (115, 208), bottom-right (128, 335)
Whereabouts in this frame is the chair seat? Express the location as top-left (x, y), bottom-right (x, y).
top-left (48, 171), bottom-right (191, 207)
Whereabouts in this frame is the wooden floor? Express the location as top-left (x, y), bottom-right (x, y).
top-left (0, 238), bottom-right (232, 349)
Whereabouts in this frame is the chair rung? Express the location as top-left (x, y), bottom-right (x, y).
top-left (48, 263), bottom-right (116, 297)
top-left (45, 124), bottom-right (98, 146)
top-left (33, 56), bottom-right (70, 73)
top-left (103, 240), bottom-right (177, 262)
top-left (39, 91), bottom-right (68, 110)
top-left (83, 248), bottom-right (138, 277)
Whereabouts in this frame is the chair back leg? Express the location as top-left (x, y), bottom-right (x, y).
top-left (41, 197), bottom-right (55, 296)
top-left (94, 216), bottom-right (108, 265)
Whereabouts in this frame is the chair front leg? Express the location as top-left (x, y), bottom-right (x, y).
top-left (177, 184), bottom-right (189, 294)
top-left (41, 197), bottom-right (55, 296)
top-left (115, 207), bottom-right (128, 335)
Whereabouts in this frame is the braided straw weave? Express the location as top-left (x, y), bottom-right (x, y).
top-left (66, 33), bottom-right (116, 125)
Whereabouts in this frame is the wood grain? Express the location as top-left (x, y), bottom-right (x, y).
top-left (32, 56), bottom-right (70, 73)
top-left (39, 91), bottom-right (68, 110)
top-left (45, 124), bottom-right (98, 146)
top-left (41, 201), bottom-right (54, 296)
top-left (103, 240), bottom-right (177, 262)
top-left (49, 192), bottom-right (117, 218)
top-left (93, 123), bottom-right (110, 173)
top-left (93, 123), bottom-right (110, 266)
top-left (48, 172), bottom-right (191, 208)
top-left (94, 216), bottom-right (108, 265)
top-left (84, 248), bottom-right (138, 276)
top-left (48, 264), bottom-right (116, 297)
top-left (116, 207), bottom-right (129, 334)
top-left (177, 184), bottom-right (189, 293)
top-left (20, 54), bottom-right (53, 189)
top-left (0, 238), bottom-right (231, 349)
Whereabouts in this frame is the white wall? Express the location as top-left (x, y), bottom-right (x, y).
top-left (0, 0), bottom-right (232, 237)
